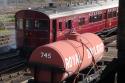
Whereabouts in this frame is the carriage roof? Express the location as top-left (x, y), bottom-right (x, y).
top-left (32, 0), bottom-right (118, 19)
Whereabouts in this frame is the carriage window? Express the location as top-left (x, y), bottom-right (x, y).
top-left (39, 20), bottom-right (48, 29)
top-left (113, 11), bottom-right (117, 17)
top-left (108, 12), bottom-right (113, 18)
top-left (97, 14), bottom-right (102, 21)
top-left (89, 16), bottom-right (93, 22)
top-left (35, 20), bottom-right (39, 28)
top-left (79, 18), bottom-right (85, 26)
top-left (59, 22), bottom-right (62, 31)
top-left (104, 13), bottom-right (107, 19)
top-left (35, 20), bottom-right (48, 30)
top-left (89, 14), bottom-right (102, 22)
top-left (93, 16), bottom-right (97, 22)
top-left (39, 20), bottom-right (48, 30)
top-left (89, 16), bottom-right (96, 22)
top-left (65, 20), bottom-right (72, 29)
top-left (90, 15), bottom-right (97, 22)
top-left (16, 19), bottom-right (23, 29)
top-left (26, 19), bottom-right (34, 30)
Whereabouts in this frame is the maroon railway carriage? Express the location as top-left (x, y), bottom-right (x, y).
top-left (15, 1), bottom-right (118, 57)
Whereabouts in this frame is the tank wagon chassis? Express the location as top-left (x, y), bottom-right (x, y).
top-left (64, 63), bottom-right (106, 83)
top-left (29, 62), bottom-right (106, 83)
top-left (0, 58), bottom-right (110, 83)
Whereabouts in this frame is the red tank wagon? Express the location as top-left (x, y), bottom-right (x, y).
top-left (29, 33), bottom-right (104, 83)
top-left (15, 1), bottom-right (118, 57)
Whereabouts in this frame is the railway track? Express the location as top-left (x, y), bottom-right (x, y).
top-left (0, 50), bottom-right (28, 82)
top-left (0, 56), bottom-right (26, 74)
top-left (103, 35), bottom-right (116, 46)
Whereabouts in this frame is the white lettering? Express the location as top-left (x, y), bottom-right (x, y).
top-left (65, 57), bottom-right (73, 69)
top-left (65, 54), bottom-right (82, 70)
top-left (87, 43), bottom-right (104, 59)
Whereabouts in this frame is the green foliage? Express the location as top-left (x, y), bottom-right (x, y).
top-left (0, 14), bottom-right (15, 23)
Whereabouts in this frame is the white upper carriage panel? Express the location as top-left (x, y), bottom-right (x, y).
top-left (33, 0), bottom-right (118, 19)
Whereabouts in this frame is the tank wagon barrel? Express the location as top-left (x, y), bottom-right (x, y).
top-left (29, 33), bottom-right (104, 83)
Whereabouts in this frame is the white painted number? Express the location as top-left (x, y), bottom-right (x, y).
top-left (41, 52), bottom-right (51, 59)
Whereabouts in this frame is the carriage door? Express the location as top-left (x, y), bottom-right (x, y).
top-left (67, 20), bottom-right (72, 29)
top-left (52, 19), bottom-right (57, 42)
top-left (104, 11), bottom-right (108, 29)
